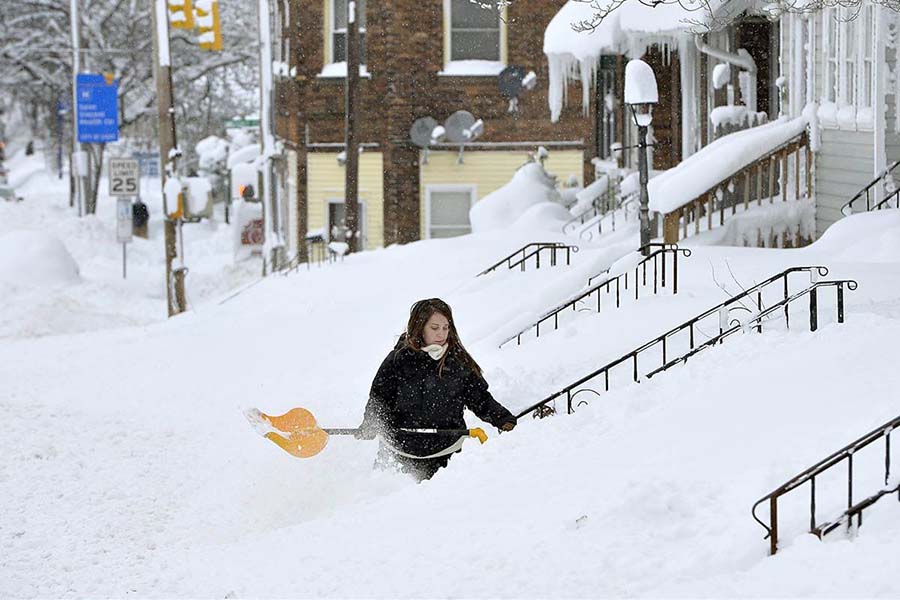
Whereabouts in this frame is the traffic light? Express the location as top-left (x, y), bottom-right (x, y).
top-left (195, 0), bottom-right (222, 51)
top-left (167, 0), bottom-right (194, 29)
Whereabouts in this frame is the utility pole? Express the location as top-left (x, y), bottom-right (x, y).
top-left (344, 0), bottom-right (361, 254)
top-left (69, 0), bottom-right (83, 217)
top-left (258, 0), bottom-right (284, 272)
top-left (151, 0), bottom-right (187, 317)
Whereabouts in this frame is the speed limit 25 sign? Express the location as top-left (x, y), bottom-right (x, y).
top-left (108, 158), bottom-right (140, 197)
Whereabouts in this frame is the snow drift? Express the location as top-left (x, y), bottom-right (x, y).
top-left (0, 230), bottom-right (80, 286)
top-left (469, 162), bottom-right (565, 232)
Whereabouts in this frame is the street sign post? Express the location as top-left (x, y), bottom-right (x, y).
top-left (76, 74), bottom-right (119, 144)
top-left (117, 197), bottom-right (133, 279)
top-left (108, 158), bottom-right (140, 197)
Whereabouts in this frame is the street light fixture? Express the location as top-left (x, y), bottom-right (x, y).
top-left (624, 59), bottom-right (658, 256)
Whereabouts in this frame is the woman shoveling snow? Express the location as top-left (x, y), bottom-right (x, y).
top-left (355, 298), bottom-right (517, 481)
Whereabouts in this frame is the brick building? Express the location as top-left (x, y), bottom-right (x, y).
top-left (272, 0), bottom-right (595, 254)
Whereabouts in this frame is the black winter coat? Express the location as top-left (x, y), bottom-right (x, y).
top-left (361, 344), bottom-right (516, 457)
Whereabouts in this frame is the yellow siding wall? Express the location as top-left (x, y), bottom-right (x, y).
top-left (307, 152), bottom-right (384, 250)
top-left (418, 149), bottom-right (584, 237)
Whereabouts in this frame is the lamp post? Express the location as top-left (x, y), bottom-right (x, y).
top-left (624, 59), bottom-right (658, 256)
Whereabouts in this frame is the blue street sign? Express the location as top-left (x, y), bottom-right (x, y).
top-left (76, 74), bottom-right (119, 143)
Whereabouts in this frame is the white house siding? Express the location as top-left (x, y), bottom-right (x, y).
top-left (816, 129), bottom-right (874, 235)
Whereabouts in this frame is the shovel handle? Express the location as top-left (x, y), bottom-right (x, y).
top-left (322, 428), bottom-right (360, 435)
top-left (323, 427), bottom-right (487, 443)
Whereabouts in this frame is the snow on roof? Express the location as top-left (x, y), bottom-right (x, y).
top-left (648, 116), bottom-right (809, 214)
top-left (226, 143), bottom-right (260, 169)
top-left (544, 0), bottom-right (751, 121)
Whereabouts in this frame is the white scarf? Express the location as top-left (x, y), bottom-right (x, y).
top-left (421, 344), bottom-right (447, 361)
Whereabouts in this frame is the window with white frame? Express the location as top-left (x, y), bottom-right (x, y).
top-left (427, 187), bottom-right (474, 238)
top-left (448, 0), bottom-right (501, 62)
top-left (823, 9), bottom-right (839, 104)
top-left (840, 6), bottom-right (857, 106)
top-left (820, 6), bottom-right (877, 127)
top-left (330, 0), bottom-right (366, 65)
top-left (861, 3), bottom-right (876, 109)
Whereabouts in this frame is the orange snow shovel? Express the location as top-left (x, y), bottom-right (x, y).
top-left (245, 407), bottom-right (488, 459)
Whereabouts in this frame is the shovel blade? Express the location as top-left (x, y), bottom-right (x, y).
top-left (246, 407), bottom-right (330, 458)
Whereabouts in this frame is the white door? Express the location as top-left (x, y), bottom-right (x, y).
top-left (327, 199), bottom-right (367, 248)
top-left (427, 187), bottom-right (474, 238)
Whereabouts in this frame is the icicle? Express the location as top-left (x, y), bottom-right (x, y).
top-left (579, 56), bottom-right (597, 119)
top-left (547, 53), bottom-right (568, 123)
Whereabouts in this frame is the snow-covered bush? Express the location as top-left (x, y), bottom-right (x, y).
top-left (0, 231), bottom-right (80, 286)
top-left (469, 162), bottom-right (564, 232)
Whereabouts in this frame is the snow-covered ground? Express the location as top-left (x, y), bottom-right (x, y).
top-left (0, 152), bottom-right (260, 339)
top-left (2, 154), bottom-right (900, 598)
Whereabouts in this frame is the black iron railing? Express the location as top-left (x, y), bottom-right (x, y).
top-left (841, 159), bottom-right (900, 216)
top-left (280, 236), bottom-right (345, 275)
top-left (477, 242), bottom-right (579, 276)
top-left (751, 414), bottom-right (900, 556)
top-left (569, 193), bottom-right (639, 243)
top-left (499, 243), bottom-right (691, 347)
top-left (645, 278), bottom-right (857, 377)
top-left (514, 266), bottom-right (856, 419)
top-left (562, 175), bottom-right (619, 234)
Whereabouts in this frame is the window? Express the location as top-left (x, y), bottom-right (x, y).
top-left (841, 6), bottom-right (857, 106)
top-left (820, 6), bottom-right (876, 126)
top-left (442, 0), bottom-right (505, 74)
top-left (330, 0), bottom-right (366, 65)
top-left (860, 3), bottom-right (876, 109)
top-left (449, 0), bottom-right (500, 61)
top-left (823, 9), bottom-right (839, 104)
top-left (427, 187), bottom-right (474, 238)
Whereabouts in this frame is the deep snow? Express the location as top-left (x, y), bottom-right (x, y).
top-left (2, 154), bottom-right (900, 598)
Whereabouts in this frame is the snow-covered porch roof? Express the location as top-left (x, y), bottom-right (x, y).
top-left (544, 0), bottom-right (754, 122)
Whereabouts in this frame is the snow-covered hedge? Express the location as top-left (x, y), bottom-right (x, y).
top-left (0, 231), bottom-right (80, 286)
top-left (469, 162), bottom-right (565, 232)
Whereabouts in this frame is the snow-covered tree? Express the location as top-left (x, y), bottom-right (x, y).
top-left (0, 0), bottom-right (259, 212)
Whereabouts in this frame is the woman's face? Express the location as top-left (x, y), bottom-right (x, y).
top-left (422, 312), bottom-right (450, 347)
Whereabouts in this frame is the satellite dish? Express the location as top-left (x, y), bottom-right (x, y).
top-left (498, 66), bottom-right (527, 99)
top-left (444, 111), bottom-right (476, 144)
top-left (410, 116), bottom-right (439, 148)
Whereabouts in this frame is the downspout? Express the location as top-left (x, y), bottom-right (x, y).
top-left (694, 35), bottom-right (758, 112)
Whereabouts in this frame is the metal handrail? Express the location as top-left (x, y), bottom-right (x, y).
top-left (477, 242), bottom-right (579, 276)
top-left (646, 279), bottom-right (857, 377)
top-left (751, 413), bottom-right (900, 556)
top-left (514, 266), bottom-right (852, 419)
top-left (576, 192), bottom-right (639, 243)
top-left (499, 244), bottom-right (691, 348)
top-left (841, 159), bottom-right (900, 216)
top-left (281, 238), bottom-right (344, 275)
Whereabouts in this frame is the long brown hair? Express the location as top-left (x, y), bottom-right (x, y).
top-left (403, 298), bottom-right (483, 378)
